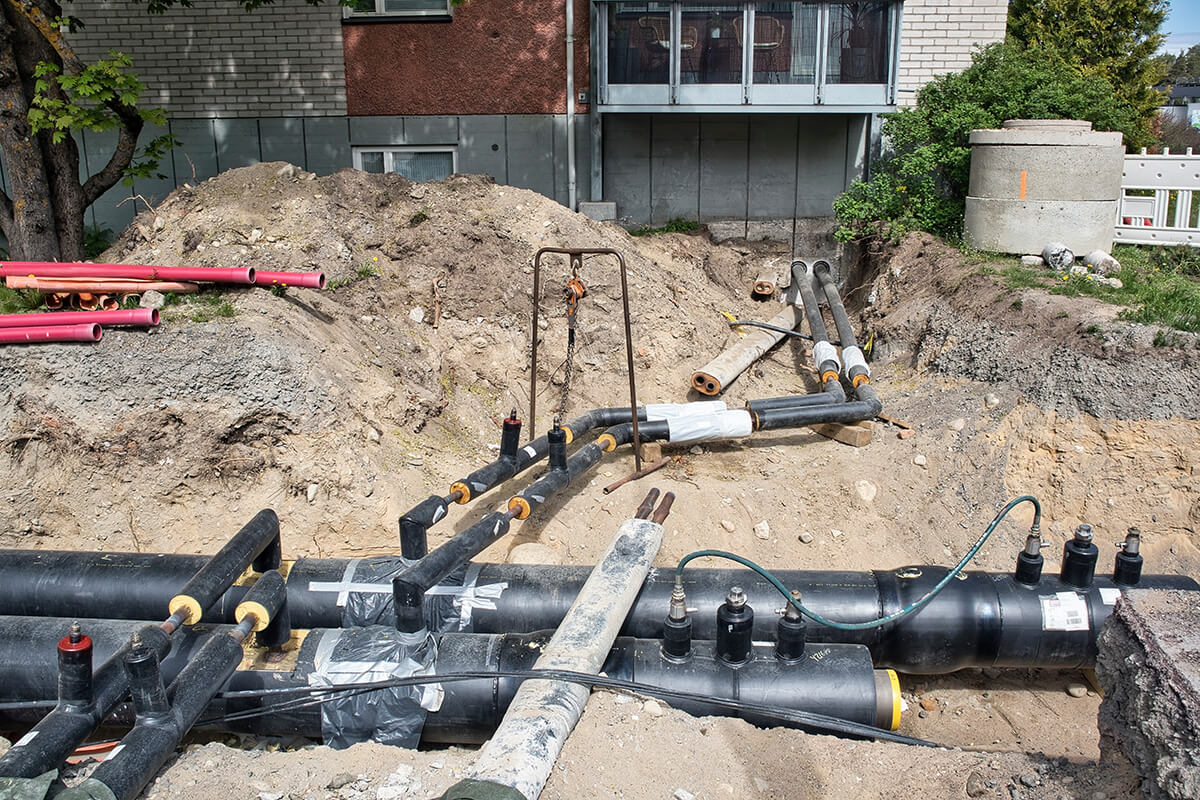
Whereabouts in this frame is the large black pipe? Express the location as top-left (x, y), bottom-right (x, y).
top-left (788, 260), bottom-right (845, 403)
top-left (0, 551), bottom-right (1193, 673)
top-left (753, 384), bottom-right (881, 430)
top-left (812, 261), bottom-right (858, 352)
top-left (0, 622), bottom-right (893, 745)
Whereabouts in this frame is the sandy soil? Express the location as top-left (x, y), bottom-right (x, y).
top-left (1, 164), bottom-right (1197, 799)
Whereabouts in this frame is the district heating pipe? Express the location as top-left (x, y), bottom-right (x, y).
top-left (0, 553), bottom-right (1192, 674)
top-left (0, 261), bottom-right (256, 285)
top-left (0, 624), bottom-right (897, 745)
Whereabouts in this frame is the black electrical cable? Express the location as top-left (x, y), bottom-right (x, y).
top-left (727, 319), bottom-right (843, 346)
top-left (194, 668), bottom-right (933, 747)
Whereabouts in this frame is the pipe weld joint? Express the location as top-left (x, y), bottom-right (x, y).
top-left (235, 600), bottom-right (271, 632)
top-left (507, 496), bottom-right (532, 520)
top-left (597, 433), bottom-right (617, 452)
top-left (168, 594), bottom-right (202, 626)
top-left (449, 481), bottom-right (471, 504)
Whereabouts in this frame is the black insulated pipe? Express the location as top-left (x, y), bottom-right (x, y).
top-left (1060, 524), bottom-right (1099, 589)
top-left (392, 511), bottom-right (515, 633)
top-left (752, 384), bottom-right (881, 431)
top-left (1113, 528), bottom-right (1143, 587)
top-left (168, 509), bottom-right (280, 625)
top-left (0, 623), bottom-right (171, 779)
top-left (399, 495), bottom-right (450, 562)
top-left (124, 634), bottom-right (171, 720)
top-left (746, 394), bottom-right (839, 414)
top-left (56, 623), bottom-right (92, 709)
top-left (789, 260), bottom-right (839, 378)
top-left (813, 260), bottom-right (870, 388)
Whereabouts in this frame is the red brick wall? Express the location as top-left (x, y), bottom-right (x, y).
top-left (344, 0), bottom-right (591, 116)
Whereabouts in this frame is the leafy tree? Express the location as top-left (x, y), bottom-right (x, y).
top-left (1165, 43), bottom-right (1200, 84)
top-left (834, 42), bottom-right (1139, 243)
top-left (1007, 0), bottom-right (1167, 148)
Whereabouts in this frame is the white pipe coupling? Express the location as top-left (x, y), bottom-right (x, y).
top-left (645, 401), bottom-right (728, 421)
top-left (812, 341), bottom-right (841, 372)
top-left (842, 345), bottom-right (870, 378)
top-left (666, 410), bottom-right (753, 443)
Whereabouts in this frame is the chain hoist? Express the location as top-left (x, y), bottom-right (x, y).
top-left (558, 262), bottom-right (587, 415)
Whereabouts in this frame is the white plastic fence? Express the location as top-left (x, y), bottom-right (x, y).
top-left (1115, 147), bottom-right (1200, 246)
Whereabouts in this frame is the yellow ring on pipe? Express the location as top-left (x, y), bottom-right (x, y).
top-left (562, 426), bottom-right (575, 445)
top-left (887, 669), bottom-right (902, 731)
top-left (852, 374), bottom-right (871, 388)
top-left (597, 433), bottom-right (617, 452)
top-left (168, 594), bottom-right (202, 625)
top-left (450, 481), bottom-right (471, 504)
top-left (821, 370), bottom-right (840, 384)
top-left (508, 496), bottom-right (531, 520)
top-left (235, 600), bottom-right (271, 632)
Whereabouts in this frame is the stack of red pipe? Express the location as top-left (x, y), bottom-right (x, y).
top-left (0, 308), bottom-right (159, 345)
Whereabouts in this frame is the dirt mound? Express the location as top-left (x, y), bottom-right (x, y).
top-left (866, 233), bottom-right (1200, 420)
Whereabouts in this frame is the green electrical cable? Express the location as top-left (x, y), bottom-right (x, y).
top-left (676, 494), bottom-right (1042, 631)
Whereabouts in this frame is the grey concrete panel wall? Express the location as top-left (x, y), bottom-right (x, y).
top-left (458, 116), bottom-right (509, 183)
top-left (552, 115), bottom-right (570, 206)
top-left (844, 115), bottom-right (870, 183)
top-left (699, 118), bottom-right (749, 221)
top-left (259, 118), bottom-right (308, 167)
top-left (603, 116), bottom-right (652, 225)
top-left (130, 123), bottom-right (180, 211)
top-left (303, 118), bottom-right (352, 176)
top-left (349, 117), bottom-right (407, 146)
top-left (506, 116), bottom-right (556, 201)
top-left (404, 117), bottom-right (460, 146)
top-left (215, 119), bottom-right (262, 170)
top-left (794, 116), bottom-right (848, 217)
top-left (573, 114), bottom-right (594, 204)
top-left (80, 129), bottom-right (136, 233)
top-left (68, 0), bottom-right (346, 118)
top-left (170, 119), bottom-right (220, 183)
top-left (748, 116), bottom-right (799, 219)
top-left (650, 116), bottom-right (701, 225)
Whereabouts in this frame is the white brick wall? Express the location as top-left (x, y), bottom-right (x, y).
top-left (68, 0), bottom-right (346, 118)
top-left (897, 0), bottom-right (1008, 105)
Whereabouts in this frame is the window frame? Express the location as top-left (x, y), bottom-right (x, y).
top-left (352, 146), bottom-right (459, 181)
top-left (597, 0), bottom-right (900, 110)
top-left (343, 0), bottom-right (453, 21)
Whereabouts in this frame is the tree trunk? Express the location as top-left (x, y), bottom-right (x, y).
top-left (0, 0), bottom-right (144, 261)
top-left (0, 16), bottom-right (61, 261)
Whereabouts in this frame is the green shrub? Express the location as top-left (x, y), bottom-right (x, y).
top-left (834, 42), bottom-right (1140, 243)
top-left (631, 218), bottom-right (700, 237)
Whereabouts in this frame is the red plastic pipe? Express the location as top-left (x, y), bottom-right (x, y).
top-left (0, 323), bottom-right (102, 344)
top-left (0, 309), bottom-right (159, 329)
top-left (1, 261), bottom-right (255, 285)
top-left (253, 270), bottom-right (326, 289)
top-left (6, 276), bottom-right (199, 293)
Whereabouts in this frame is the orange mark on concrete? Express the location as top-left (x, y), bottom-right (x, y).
top-left (1020, 170), bottom-right (1027, 200)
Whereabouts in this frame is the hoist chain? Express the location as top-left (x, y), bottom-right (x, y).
top-left (558, 264), bottom-right (587, 415)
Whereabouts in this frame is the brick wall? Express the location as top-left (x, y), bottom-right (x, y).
top-left (68, 0), bottom-right (346, 118)
top-left (896, 0), bottom-right (1008, 104)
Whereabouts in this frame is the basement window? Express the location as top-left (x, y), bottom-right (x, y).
top-left (353, 147), bottom-right (457, 182)
top-left (344, 0), bottom-right (452, 19)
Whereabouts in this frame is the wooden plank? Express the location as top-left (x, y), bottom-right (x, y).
top-left (811, 420), bottom-right (873, 447)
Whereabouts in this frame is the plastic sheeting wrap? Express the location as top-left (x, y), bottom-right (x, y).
top-left (307, 626), bottom-right (443, 749)
top-left (336, 560), bottom-right (507, 632)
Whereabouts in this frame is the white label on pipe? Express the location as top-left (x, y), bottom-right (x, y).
top-left (1099, 587), bottom-right (1121, 606)
top-left (431, 506), bottom-right (446, 524)
top-left (13, 730), bottom-right (37, 748)
top-left (1039, 592), bottom-right (1090, 631)
top-left (523, 446), bottom-right (538, 459)
top-left (471, 481), bottom-right (487, 493)
top-left (104, 744), bottom-right (126, 762)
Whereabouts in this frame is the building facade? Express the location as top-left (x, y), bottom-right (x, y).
top-left (61, 0), bottom-right (1007, 234)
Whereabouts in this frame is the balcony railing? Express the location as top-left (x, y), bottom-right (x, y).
top-left (595, 1), bottom-right (901, 111)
